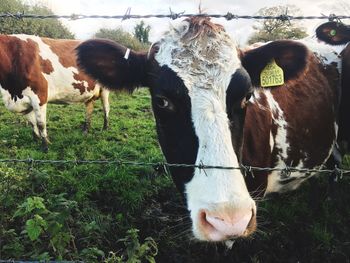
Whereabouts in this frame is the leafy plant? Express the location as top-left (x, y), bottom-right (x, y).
top-left (11, 195), bottom-right (76, 259)
top-left (111, 229), bottom-right (158, 263)
top-left (25, 214), bottom-right (48, 241)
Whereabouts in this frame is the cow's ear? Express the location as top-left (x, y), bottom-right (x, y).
top-left (76, 39), bottom-right (149, 91)
top-left (241, 40), bottom-right (309, 87)
top-left (316, 21), bottom-right (350, 45)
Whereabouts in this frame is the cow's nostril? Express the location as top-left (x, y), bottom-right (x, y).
top-left (198, 209), bottom-right (253, 241)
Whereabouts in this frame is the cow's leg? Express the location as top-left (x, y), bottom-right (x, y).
top-left (83, 99), bottom-right (95, 134)
top-left (25, 111), bottom-right (40, 140)
top-left (33, 103), bottom-right (49, 152)
top-left (101, 88), bottom-right (110, 130)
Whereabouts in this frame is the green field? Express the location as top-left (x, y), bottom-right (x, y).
top-left (0, 90), bottom-right (349, 262)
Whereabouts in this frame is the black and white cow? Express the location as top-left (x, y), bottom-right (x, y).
top-left (76, 17), bottom-right (340, 242)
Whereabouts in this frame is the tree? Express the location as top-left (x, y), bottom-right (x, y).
top-left (0, 0), bottom-right (74, 39)
top-left (133, 20), bottom-right (151, 44)
top-left (94, 27), bottom-right (149, 51)
top-left (248, 5), bottom-right (308, 44)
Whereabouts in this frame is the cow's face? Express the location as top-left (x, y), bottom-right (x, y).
top-left (148, 18), bottom-right (256, 241)
top-left (76, 17), bottom-right (308, 242)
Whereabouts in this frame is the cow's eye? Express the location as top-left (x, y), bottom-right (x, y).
top-left (245, 92), bottom-right (252, 101)
top-left (154, 96), bottom-right (174, 111)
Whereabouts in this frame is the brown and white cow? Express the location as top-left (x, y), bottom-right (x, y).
top-left (76, 17), bottom-right (340, 242)
top-left (316, 21), bottom-right (350, 152)
top-left (0, 34), bottom-right (110, 151)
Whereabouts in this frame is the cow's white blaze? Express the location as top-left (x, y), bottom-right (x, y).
top-left (154, 20), bottom-right (255, 239)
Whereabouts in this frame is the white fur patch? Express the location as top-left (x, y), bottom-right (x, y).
top-left (264, 90), bottom-right (289, 159)
top-left (0, 86), bottom-right (32, 113)
top-left (154, 20), bottom-right (255, 239)
top-left (269, 131), bottom-right (274, 153)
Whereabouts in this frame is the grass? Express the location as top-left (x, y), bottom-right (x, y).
top-left (0, 90), bottom-right (349, 262)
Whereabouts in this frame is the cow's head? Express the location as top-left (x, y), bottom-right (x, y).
top-left (316, 21), bottom-right (350, 45)
top-left (76, 17), bottom-right (308, 242)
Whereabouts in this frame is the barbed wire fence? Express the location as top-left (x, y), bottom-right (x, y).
top-left (0, 10), bottom-right (350, 21)
top-left (0, 9), bottom-right (350, 181)
top-left (0, 158), bottom-right (349, 181)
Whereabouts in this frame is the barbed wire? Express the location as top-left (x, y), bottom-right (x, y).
top-left (0, 11), bottom-right (350, 21)
top-left (0, 158), bottom-right (349, 180)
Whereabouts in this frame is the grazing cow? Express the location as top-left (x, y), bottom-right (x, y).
top-left (316, 21), bottom-right (350, 152)
top-left (76, 17), bottom-right (340, 242)
top-left (0, 34), bottom-right (110, 151)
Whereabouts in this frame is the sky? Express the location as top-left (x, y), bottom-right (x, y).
top-left (27, 0), bottom-right (350, 45)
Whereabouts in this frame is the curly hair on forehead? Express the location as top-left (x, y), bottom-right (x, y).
top-left (182, 16), bottom-right (225, 40)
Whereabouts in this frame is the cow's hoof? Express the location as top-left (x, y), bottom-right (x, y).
top-left (41, 139), bottom-right (49, 153)
top-left (41, 144), bottom-right (48, 153)
top-left (82, 123), bottom-right (90, 134)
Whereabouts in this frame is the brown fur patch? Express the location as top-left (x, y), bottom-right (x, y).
top-left (40, 57), bottom-right (54, 74)
top-left (0, 36), bottom-right (48, 105)
top-left (41, 38), bottom-right (80, 68)
top-left (243, 93), bottom-right (271, 195)
top-left (183, 17), bottom-right (225, 41)
top-left (73, 72), bottom-right (97, 94)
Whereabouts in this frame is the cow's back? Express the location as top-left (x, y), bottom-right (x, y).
top-left (242, 52), bottom-right (339, 193)
top-left (0, 34), bottom-right (101, 107)
top-left (27, 35), bottom-right (100, 103)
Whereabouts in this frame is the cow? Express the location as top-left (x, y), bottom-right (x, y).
top-left (316, 21), bottom-right (350, 153)
top-left (0, 34), bottom-right (110, 151)
top-left (76, 17), bottom-right (340, 242)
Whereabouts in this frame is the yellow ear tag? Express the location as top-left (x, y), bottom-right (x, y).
top-left (260, 59), bottom-right (285, 88)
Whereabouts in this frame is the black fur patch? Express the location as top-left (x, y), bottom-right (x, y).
top-left (76, 39), bottom-right (148, 91)
top-left (150, 66), bottom-right (198, 193)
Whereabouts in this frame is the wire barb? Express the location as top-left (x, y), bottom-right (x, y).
top-left (224, 12), bottom-right (237, 20)
top-left (122, 7), bottom-right (132, 21)
top-left (169, 8), bottom-right (184, 20)
top-left (333, 166), bottom-right (344, 181)
top-left (328, 13), bottom-right (342, 23)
